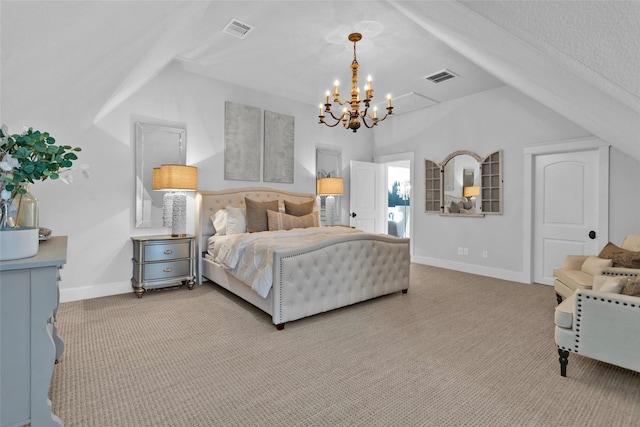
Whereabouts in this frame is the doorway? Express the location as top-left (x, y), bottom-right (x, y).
top-left (374, 152), bottom-right (414, 242)
top-left (387, 162), bottom-right (411, 238)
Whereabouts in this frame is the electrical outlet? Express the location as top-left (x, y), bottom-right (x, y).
top-left (483, 250), bottom-right (488, 258)
top-left (458, 247), bottom-right (463, 255)
top-left (463, 248), bottom-right (468, 255)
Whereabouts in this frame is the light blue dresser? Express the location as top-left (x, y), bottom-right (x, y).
top-left (0, 236), bottom-right (66, 427)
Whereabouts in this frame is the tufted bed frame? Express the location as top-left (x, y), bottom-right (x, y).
top-left (195, 187), bottom-right (410, 329)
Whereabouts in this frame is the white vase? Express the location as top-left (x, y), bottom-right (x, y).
top-left (0, 227), bottom-right (39, 261)
top-left (0, 197), bottom-right (40, 261)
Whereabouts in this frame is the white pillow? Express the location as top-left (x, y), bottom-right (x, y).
top-left (593, 275), bottom-right (628, 294)
top-left (226, 207), bottom-right (247, 235)
top-left (581, 256), bottom-right (612, 276)
top-left (210, 209), bottom-right (228, 236)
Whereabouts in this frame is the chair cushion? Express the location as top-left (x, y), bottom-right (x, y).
top-left (581, 256), bottom-right (612, 275)
top-left (622, 234), bottom-right (640, 251)
top-left (555, 292), bottom-right (576, 329)
top-left (553, 268), bottom-right (594, 291)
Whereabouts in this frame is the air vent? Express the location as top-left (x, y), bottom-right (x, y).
top-left (424, 69), bottom-right (458, 84)
top-left (222, 18), bottom-right (253, 39)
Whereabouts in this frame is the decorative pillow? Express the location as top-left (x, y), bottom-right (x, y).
top-left (284, 200), bottom-right (314, 217)
top-left (245, 198), bottom-right (279, 233)
top-left (449, 201), bottom-right (460, 214)
top-left (580, 256), bottom-right (613, 276)
top-left (226, 207), bottom-right (246, 235)
top-left (611, 250), bottom-right (640, 269)
top-left (621, 277), bottom-right (640, 297)
top-left (267, 211), bottom-right (319, 231)
top-left (598, 242), bottom-right (640, 268)
top-left (592, 275), bottom-right (628, 294)
top-left (598, 241), bottom-right (620, 259)
top-left (210, 209), bottom-right (228, 236)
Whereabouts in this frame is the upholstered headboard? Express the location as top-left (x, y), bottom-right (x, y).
top-left (195, 187), bottom-right (317, 257)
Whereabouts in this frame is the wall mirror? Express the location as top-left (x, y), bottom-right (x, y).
top-left (425, 150), bottom-right (502, 216)
top-left (316, 148), bottom-right (342, 224)
top-left (135, 122), bottom-right (186, 228)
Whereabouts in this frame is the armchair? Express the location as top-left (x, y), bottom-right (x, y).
top-left (553, 234), bottom-right (640, 303)
top-left (554, 283), bottom-right (640, 377)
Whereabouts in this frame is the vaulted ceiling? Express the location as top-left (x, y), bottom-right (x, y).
top-left (2, 1), bottom-right (638, 158)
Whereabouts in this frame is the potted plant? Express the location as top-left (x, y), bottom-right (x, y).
top-left (0, 124), bottom-right (82, 260)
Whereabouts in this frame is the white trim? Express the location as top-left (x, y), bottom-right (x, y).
top-left (412, 255), bottom-right (531, 284)
top-left (523, 137), bottom-right (610, 284)
top-left (60, 280), bottom-right (132, 303)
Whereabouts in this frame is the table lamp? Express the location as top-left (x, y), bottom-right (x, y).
top-left (153, 164), bottom-right (198, 236)
top-left (317, 177), bottom-right (344, 226)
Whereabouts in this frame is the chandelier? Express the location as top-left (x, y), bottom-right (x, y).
top-left (319, 33), bottom-right (393, 132)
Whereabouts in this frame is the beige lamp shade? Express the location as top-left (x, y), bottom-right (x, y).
top-left (152, 164), bottom-right (198, 191)
top-left (463, 185), bottom-right (480, 198)
top-left (317, 177), bottom-right (344, 195)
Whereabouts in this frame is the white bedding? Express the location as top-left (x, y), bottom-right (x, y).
top-left (208, 227), bottom-right (362, 298)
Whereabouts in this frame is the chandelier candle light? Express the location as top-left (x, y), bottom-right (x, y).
top-left (319, 33), bottom-right (393, 132)
top-left (152, 164), bottom-right (198, 237)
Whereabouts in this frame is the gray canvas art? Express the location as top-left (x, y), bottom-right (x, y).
top-left (224, 101), bottom-right (262, 181)
top-left (263, 110), bottom-right (295, 183)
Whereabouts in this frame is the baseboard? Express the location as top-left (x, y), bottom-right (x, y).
top-left (411, 255), bottom-right (531, 284)
top-left (60, 280), bottom-right (132, 303)
top-left (61, 258), bottom-right (535, 303)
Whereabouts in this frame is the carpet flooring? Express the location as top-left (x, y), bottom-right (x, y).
top-left (49, 264), bottom-right (640, 426)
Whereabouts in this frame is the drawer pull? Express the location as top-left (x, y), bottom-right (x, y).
top-left (164, 249), bottom-right (173, 255)
top-left (163, 268), bottom-right (172, 273)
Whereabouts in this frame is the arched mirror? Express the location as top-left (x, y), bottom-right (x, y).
top-left (442, 151), bottom-right (482, 215)
top-left (424, 150), bottom-right (502, 216)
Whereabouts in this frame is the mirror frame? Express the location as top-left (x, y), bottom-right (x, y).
top-left (135, 122), bottom-right (186, 228)
top-left (424, 149), bottom-right (502, 217)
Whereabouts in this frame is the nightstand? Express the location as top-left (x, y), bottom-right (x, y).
top-left (131, 234), bottom-right (195, 298)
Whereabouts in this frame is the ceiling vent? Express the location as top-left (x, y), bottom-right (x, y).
top-left (222, 18), bottom-right (253, 39)
top-left (424, 69), bottom-right (458, 84)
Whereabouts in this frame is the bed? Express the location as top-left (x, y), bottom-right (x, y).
top-left (195, 187), bottom-right (410, 329)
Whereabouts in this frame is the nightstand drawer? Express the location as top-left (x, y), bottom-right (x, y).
top-left (138, 260), bottom-right (190, 281)
top-left (141, 242), bottom-right (190, 262)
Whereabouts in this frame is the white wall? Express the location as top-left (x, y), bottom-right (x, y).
top-left (373, 85), bottom-right (640, 282)
top-left (28, 63), bottom-right (373, 301)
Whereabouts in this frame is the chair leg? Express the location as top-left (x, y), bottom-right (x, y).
top-left (558, 348), bottom-right (569, 377)
top-left (556, 293), bottom-right (563, 305)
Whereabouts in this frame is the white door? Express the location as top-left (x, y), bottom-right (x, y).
top-left (349, 160), bottom-right (386, 233)
top-left (533, 150), bottom-right (604, 285)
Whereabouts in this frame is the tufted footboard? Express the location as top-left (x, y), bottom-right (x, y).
top-left (272, 233), bottom-right (410, 328)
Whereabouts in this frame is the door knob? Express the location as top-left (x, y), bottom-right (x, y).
top-left (350, 212), bottom-right (357, 218)
top-left (588, 230), bottom-right (596, 239)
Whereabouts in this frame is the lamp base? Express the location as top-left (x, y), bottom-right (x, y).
top-left (171, 192), bottom-right (187, 237)
top-left (326, 195), bottom-right (336, 226)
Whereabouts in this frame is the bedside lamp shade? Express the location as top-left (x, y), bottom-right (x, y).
top-left (153, 164), bottom-right (198, 237)
top-left (317, 177), bottom-right (344, 196)
top-left (152, 165), bottom-right (198, 191)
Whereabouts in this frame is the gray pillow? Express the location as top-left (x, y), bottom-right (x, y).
top-left (245, 198), bottom-right (279, 233)
top-left (449, 201), bottom-right (460, 214)
top-left (284, 200), bottom-right (314, 217)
